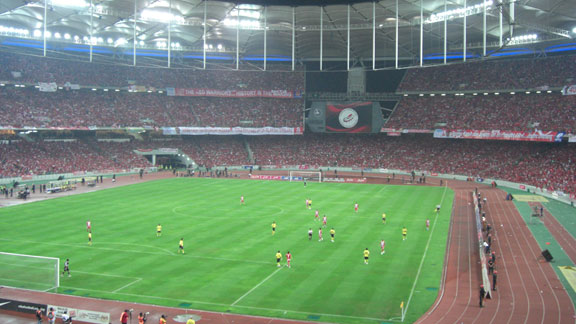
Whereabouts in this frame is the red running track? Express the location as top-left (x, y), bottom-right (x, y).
top-left (418, 184), bottom-right (575, 324)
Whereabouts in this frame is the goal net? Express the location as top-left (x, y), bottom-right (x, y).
top-left (0, 252), bottom-right (59, 292)
top-left (289, 171), bottom-right (322, 183)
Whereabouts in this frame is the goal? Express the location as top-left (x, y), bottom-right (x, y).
top-left (289, 171), bottom-right (322, 183)
top-left (0, 252), bottom-right (60, 292)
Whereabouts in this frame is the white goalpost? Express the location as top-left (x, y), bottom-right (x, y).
top-left (0, 252), bottom-right (60, 292)
top-left (289, 171), bottom-right (322, 183)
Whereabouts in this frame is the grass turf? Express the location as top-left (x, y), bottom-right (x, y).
top-left (0, 178), bottom-right (454, 323)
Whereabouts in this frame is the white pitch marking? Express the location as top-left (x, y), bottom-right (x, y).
top-left (112, 278), bottom-right (142, 293)
top-left (231, 267), bottom-right (283, 306)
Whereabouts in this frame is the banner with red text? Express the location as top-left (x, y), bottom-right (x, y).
top-left (166, 88), bottom-right (298, 99)
top-left (163, 127), bottom-right (303, 136)
top-left (561, 85), bottom-right (576, 96)
top-left (323, 177), bottom-right (367, 183)
top-left (433, 129), bottom-right (564, 142)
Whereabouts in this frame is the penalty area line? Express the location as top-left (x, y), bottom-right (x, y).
top-left (112, 278), bottom-right (143, 293)
top-left (231, 267), bottom-right (283, 306)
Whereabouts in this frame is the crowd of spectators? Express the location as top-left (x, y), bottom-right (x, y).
top-left (249, 134), bottom-right (575, 195)
top-left (0, 88), bottom-right (302, 128)
top-left (387, 93), bottom-right (576, 132)
top-left (0, 52), bottom-right (304, 90)
top-left (1, 135), bottom-right (574, 195)
top-left (0, 140), bottom-right (147, 176)
top-left (398, 55), bottom-right (576, 91)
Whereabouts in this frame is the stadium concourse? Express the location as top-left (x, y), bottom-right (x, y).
top-left (0, 173), bottom-right (574, 324)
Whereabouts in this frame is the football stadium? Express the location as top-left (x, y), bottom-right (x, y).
top-left (0, 0), bottom-right (575, 323)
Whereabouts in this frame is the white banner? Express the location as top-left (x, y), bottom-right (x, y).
top-left (169, 127), bottom-right (303, 136)
top-left (48, 305), bottom-right (110, 324)
top-left (562, 85), bottom-right (576, 96)
top-left (569, 135), bottom-right (576, 143)
top-left (38, 82), bottom-right (58, 92)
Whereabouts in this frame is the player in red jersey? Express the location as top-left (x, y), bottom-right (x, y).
top-left (322, 215), bottom-right (327, 227)
top-left (315, 209), bottom-right (319, 221)
top-left (305, 199), bottom-right (309, 209)
top-left (286, 251), bottom-right (292, 268)
top-left (354, 203), bottom-right (359, 213)
top-left (426, 218), bottom-right (430, 231)
top-left (380, 239), bottom-right (386, 255)
top-left (240, 195), bottom-right (244, 205)
top-left (318, 228), bottom-right (323, 242)
top-left (86, 220), bottom-right (91, 232)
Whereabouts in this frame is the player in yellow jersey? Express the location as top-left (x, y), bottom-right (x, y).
top-left (330, 228), bottom-right (335, 242)
top-left (178, 238), bottom-right (185, 254)
top-left (363, 248), bottom-right (370, 264)
top-left (156, 224), bottom-right (162, 237)
top-left (276, 250), bottom-right (282, 267)
top-left (88, 231), bottom-right (92, 246)
top-left (186, 318), bottom-right (195, 324)
top-left (382, 213), bottom-right (386, 224)
top-left (402, 226), bottom-right (407, 241)
top-left (272, 221), bottom-right (277, 235)
top-left (308, 199), bottom-right (312, 209)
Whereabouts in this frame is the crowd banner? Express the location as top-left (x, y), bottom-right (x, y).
top-left (561, 85), bottom-right (576, 96)
top-left (380, 128), bottom-right (433, 134)
top-left (38, 82), bottom-right (58, 92)
top-left (434, 129), bottom-right (564, 142)
top-left (0, 298), bottom-right (47, 314)
top-left (165, 127), bottom-right (303, 136)
top-left (569, 134), bottom-right (576, 143)
top-left (48, 304), bottom-right (110, 324)
top-left (166, 88), bottom-right (297, 99)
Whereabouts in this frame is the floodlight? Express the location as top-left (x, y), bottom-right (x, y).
top-left (217, 44), bottom-right (223, 50)
top-left (54, 32), bottom-right (61, 39)
top-left (33, 30), bottom-right (42, 37)
top-left (64, 33), bottom-right (70, 39)
top-left (51, 0), bottom-right (89, 8)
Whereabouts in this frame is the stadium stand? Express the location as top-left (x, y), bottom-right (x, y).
top-left (398, 55), bottom-right (576, 91)
top-left (2, 135), bottom-right (574, 196)
top-left (387, 94), bottom-right (576, 132)
top-left (0, 88), bottom-right (302, 128)
top-left (0, 52), bottom-right (304, 90)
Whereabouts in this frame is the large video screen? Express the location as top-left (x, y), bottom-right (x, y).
top-left (325, 102), bottom-right (373, 133)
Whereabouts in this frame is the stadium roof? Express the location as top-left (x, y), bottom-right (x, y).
top-left (0, 0), bottom-right (574, 68)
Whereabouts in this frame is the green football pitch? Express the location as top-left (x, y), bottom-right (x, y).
top-left (0, 178), bottom-right (454, 323)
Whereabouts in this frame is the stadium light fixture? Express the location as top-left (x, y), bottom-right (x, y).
top-left (430, 94), bottom-right (435, 96)
top-left (141, 9), bottom-right (185, 24)
top-left (33, 30), bottom-right (42, 37)
top-left (217, 44), bottom-right (223, 50)
top-left (419, 94), bottom-right (424, 96)
top-left (441, 93), bottom-right (446, 96)
top-left (51, 0), bottom-right (89, 8)
top-left (536, 90), bottom-right (541, 94)
top-left (103, 89), bottom-right (109, 92)
top-left (0, 83), bottom-right (5, 86)
top-left (483, 93), bottom-right (488, 95)
top-left (510, 91), bottom-right (515, 94)
top-left (547, 90), bottom-right (552, 93)
top-left (115, 89), bottom-right (120, 92)
top-left (54, 32), bottom-right (61, 39)
top-left (91, 88), bottom-right (97, 91)
top-left (107, 38), bottom-right (113, 44)
top-left (473, 93), bottom-right (478, 95)
top-left (64, 33), bottom-right (70, 39)
top-left (494, 92), bottom-right (500, 95)
top-left (525, 91), bottom-right (531, 94)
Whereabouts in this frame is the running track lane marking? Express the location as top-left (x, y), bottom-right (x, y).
top-left (402, 181), bottom-right (449, 321)
top-left (231, 267), bottom-right (283, 306)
